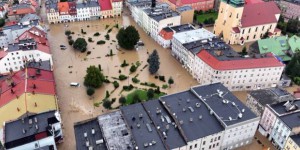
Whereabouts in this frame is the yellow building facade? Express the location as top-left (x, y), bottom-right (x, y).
top-left (284, 136), bottom-right (300, 150)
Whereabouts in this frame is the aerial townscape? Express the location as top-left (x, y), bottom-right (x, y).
top-left (0, 0), bottom-right (299, 149)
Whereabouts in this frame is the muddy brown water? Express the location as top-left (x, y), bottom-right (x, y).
top-left (48, 13), bottom-right (199, 149)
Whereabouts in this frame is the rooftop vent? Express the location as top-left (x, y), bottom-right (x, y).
top-left (22, 129), bottom-right (26, 134)
top-left (157, 126), bottom-right (160, 129)
top-left (238, 113), bottom-right (243, 119)
top-left (96, 139), bottom-right (103, 145)
top-left (229, 117), bottom-right (232, 121)
top-left (199, 115), bottom-right (202, 120)
top-left (183, 108), bottom-right (186, 112)
top-left (91, 128), bottom-right (95, 135)
top-left (186, 99), bottom-right (190, 103)
top-left (144, 143), bottom-right (149, 147)
top-left (196, 103), bottom-right (201, 108)
top-left (29, 119), bottom-right (32, 125)
top-left (242, 109), bottom-right (245, 113)
top-left (34, 117), bottom-right (37, 123)
top-left (139, 113), bottom-right (143, 119)
top-left (156, 109), bottom-right (161, 115)
top-left (163, 132), bottom-right (167, 139)
top-left (86, 141), bottom-right (89, 147)
top-left (146, 123), bottom-right (152, 132)
top-left (152, 140), bottom-right (156, 145)
top-left (179, 120), bottom-right (183, 124)
top-left (84, 132), bottom-right (87, 137)
top-left (166, 124), bottom-right (169, 130)
top-left (137, 123), bottom-right (141, 128)
top-left (188, 107), bottom-right (194, 112)
top-left (35, 125), bottom-right (38, 130)
top-left (189, 118), bottom-right (193, 122)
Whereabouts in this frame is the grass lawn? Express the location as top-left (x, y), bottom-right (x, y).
top-left (126, 89), bottom-right (165, 105)
top-left (196, 12), bottom-right (218, 23)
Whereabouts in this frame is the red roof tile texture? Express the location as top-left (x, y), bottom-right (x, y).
top-left (197, 50), bottom-right (284, 70)
top-left (159, 29), bottom-right (174, 40)
top-left (58, 2), bottom-right (69, 14)
top-left (241, 1), bottom-right (280, 27)
top-left (245, 0), bottom-right (263, 4)
top-left (99, 0), bottom-right (112, 11)
top-left (18, 27), bottom-right (48, 46)
top-left (8, 6), bottom-right (35, 16)
top-left (0, 50), bottom-right (7, 59)
top-left (0, 68), bottom-right (55, 107)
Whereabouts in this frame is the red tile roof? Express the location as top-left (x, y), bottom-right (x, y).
top-left (36, 43), bottom-right (50, 54)
top-left (17, 27), bottom-right (48, 46)
top-left (159, 29), bottom-right (174, 40)
top-left (99, 0), bottom-right (112, 11)
top-left (197, 50), bottom-right (284, 70)
top-left (0, 50), bottom-right (7, 59)
top-left (241, 2), bottom-right (280, 27)
top-left (8, 5), bottom-right (35, 16)
top-left (0, 68), bottom-right (55, 107)
top-left (5, 21), bottom-right (17, 26)
top-left (58, 2), bottom-right (69, 14)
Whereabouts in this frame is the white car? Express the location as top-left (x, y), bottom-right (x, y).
top-left (70, 82), bottom-right (80, 87)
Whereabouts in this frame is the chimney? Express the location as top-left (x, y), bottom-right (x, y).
top-left (151, 0), bottom-right (156, 8)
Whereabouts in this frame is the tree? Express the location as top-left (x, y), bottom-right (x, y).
top-left (0, 18), bottom-right (5, 27)
top-left (105, 90), bottom-right (110, 98)
top-left (147, 89), bottom-right (154, 99)
top-left (84, 66), bottom-right (105, 88)
top-left (103, 99), bottom-right (112, 109)
top-left (286, 18), bottom-right (300, 34)
top-left (132, 94), bottom-right (142, 104)
top-left (241, 46), bottom-right (247, 56)
top-left (73, 38), bottom-right (87, 52)
top-left (116, 25), bottom-right (140, 50)
top-left (147, 50), bottom-right (160, 74)
top-left (86, 87), bottom-right (95, 96)
top-left (286, 51), bottom-right (300, 76)
top-left (168, 77), bottom-right (174, 87)
top-left (113, 81), bottom-right (119, 88)
top-left (119, 96), bottom-right (126, 105)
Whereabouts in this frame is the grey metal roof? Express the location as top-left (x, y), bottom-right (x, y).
top-left (170, 24), bottom-right (194, 33)
top-left (74, 118), bottom-right (107, 150)
top-left (191, 83), bottom-right (258, 126)
top-left (26, 60), bottom-right (52, 71)
top-left (290, 135), bottom-right (300, 146)
top-left (279, 111), bottom-right (300, 129)
top-left (19, 14), bottom-right (41, 23)
top-left (7, 39), bottom-right (37, 52)
top-left (160, 90), bottom-right (224, 141)
top-left (249, 88), bottom-right (294, 106)
top-left (144, 7), bottom-right (180, 22)
top-left (121, 103), bottom-right (167, 150)
top-left (4, 110), bottom-right (58, 144)
top-left (11, 3), bottom-right (32, 10)
top-left (176, 6), bottom-right (193, 13)
top-left (143, 100), bottom-right (187, 149)
top-left (3, 20), bottom-right (39, 31)
top-left (77, 1), bottom-right (99, 8)
top-left (269, 100), bottom-right (300, 116)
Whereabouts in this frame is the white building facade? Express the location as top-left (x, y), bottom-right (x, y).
top-left (112, 0), bottom-right (122, 17)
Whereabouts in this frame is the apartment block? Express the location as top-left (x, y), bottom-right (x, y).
top-left (171, 28), bottom-right (285, 91)
top-left (74, 83), bottom-right (260, 150)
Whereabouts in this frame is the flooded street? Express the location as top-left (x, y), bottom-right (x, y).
top-left (49, 12), bottom-right (198, 149)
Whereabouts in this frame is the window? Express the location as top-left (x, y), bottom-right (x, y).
top-left (247, 36), bottom-right (249, 40)
top-left (262, 26), bottom-right (265, 31)
top-left (218, 136), bottom-right (221, 140)
top-left (248, 28), bottom-right (251, 33)
top-left (255, 27), bottom-right (258, 32)
top-left (253, 35), bottom-right (256, 39)
top-left (209, 145), bottom-right (212, 149)
top-left (236, 13), bottom-right (239, 18)
top-left (195, 144), bottom-right (197, 148)
top-left (190, 145), bottom-right (192, 149)
top-left (203, 141), bottom-right (206, 145)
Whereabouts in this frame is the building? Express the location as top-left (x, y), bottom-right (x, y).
top-left (250, 35), bottom-right (300, 62)
top-left (7, 4), bottom-right (36, 21)
top-left (58, 2), bottom-right (77, 23)
top-left (279, 0), bottom-right (300, 21)
top-left (172, 28), bottom-right (285, 91)
top-left (0, 37), bottom-right (52, 74)
top-left (176, 6), bottom-right (194, 24)
top-left (74, 118), bottom-right (107, 150)
top-left (112, 0), bottom-right (123, 17)
top-left (19, 14), bottom-right (41, 24)
top-left (246, 88), bottom-right (294, 116)
top-left (0, 20), bottom-right (41, 49)
top-left (3, 110), bottom-right (63, 150)
top-left (259, 100), bottom-right (300, 149)
top-left (159, 0), bottom-right (214, 11)
top-left (99, 0), bottom-right (113, 18)
top-left (284, 135), bottom-right (300, 150)
top-left (74, 83), bottom-right (259, 150)
top-left (0, 68), bottom-right (58, 129)
top-left (214, 0), bottom-right (281, 45)
top-left (158, 24), bottom-right (195, 48)
top-left (76, 1), bottom-right (101, 21)
top-left (46, 0), bottom-right (60, 24)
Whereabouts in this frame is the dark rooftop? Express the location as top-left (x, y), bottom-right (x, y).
top-left (74, 118), bottom-right (107, 150)
top-left (4, 111), bottom-right (59, 148)
top-left (76, 1), bottom-right (99, 8)
top-left (144, 7), bottom-right (180, 22)
top-left (176, 6), bottom-right (193, 13)
top-left (183, 37), bottom-right (274, 61)
top-left (191, 83), bottom-right (258, 126)
top-left (143, 100), bottom-right (186, 149)
top-left (7, 39), bottom-right (37, 52)
top-left (160, 90), bottom-right (224, 141)
top-left (290, 134), bottom-right (300, 146)
top-left (26, 60), bottom-right (52, 71)
top-left (170, 24), bottom-right (194, 33)
top-left (121, 103), bottom-right (166, 150)
top-left (280, 111), bottom-right (300, 129)
top-left (250, 88), bottom-right (294, 106)
top-left (269, 100), bottom-right (300, 116)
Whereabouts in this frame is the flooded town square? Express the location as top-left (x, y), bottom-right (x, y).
top-left (49, 13), bottom-right (200, 149)
top-left (46, 8), bottom-right (299, 150)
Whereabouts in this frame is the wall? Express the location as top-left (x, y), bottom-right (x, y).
top-left (8, 136), bottom-right (57, 150)
top-left (259, 106), bottom-right (277, 137)
top-left (284, 137), bottom-right (300, 150)
top-left (179, 9), bottom-right (194, 24)
top-left (270, 119), bottom-right (291, 149)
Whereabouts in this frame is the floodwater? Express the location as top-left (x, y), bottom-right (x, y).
top-left (48, 10), bottom-right (198, 149)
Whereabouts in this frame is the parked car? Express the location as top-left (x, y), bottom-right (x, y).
top-left (70, 82), bottom-right (80, 87)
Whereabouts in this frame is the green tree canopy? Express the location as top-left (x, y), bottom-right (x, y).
top-left (119, 96), bottom-right (126, 105)
top-left (116, 25), bottom-right (140, 50)
top-left (86, 87), bottom-right (95, 96)
top-left (147, 50), bottom-right (160, 74)
top-left (84, 66), bottom-right (105, 88)
top-left (147, 88), bottom-right (154, 99)
top-left (73, 38), bottom-right (87, 52)
top-left (168, 77), bottom-right (174, 86)
top-left (103, 99), bottom-right (112, 109)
